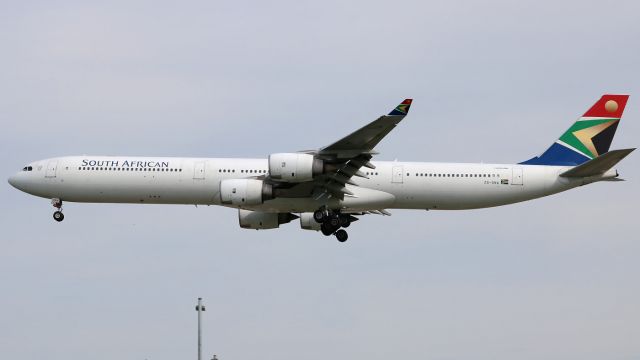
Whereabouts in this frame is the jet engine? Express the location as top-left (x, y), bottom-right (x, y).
top-left (268, 153), bottom-right (324, 182)
top-left (239, 209), bottom-right (299, 230)
top-left (220, 179), bottom-right (273, 206)
top-left (299, 212), bottom-right (322, 231)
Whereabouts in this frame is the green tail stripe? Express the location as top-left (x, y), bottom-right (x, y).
top-left (558, 118), bottom-right (619, 159)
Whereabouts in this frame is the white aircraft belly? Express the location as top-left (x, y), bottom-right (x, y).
top-left (13, 157), bottom-right (581, 213)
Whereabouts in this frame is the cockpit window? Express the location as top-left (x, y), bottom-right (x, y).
top-left (22, 166), bottom-right (33, 171)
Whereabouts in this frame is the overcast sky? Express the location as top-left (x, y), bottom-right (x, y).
top-left (1, 1), bottom-right (639, 359)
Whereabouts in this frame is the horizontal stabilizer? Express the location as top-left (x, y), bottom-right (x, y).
top-left (560, 148), bottom-right (635, 177)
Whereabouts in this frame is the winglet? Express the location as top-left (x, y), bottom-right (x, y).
top-left (388, 99), bottom-right (413, 116)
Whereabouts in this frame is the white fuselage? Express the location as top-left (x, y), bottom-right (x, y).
top-left (8, 156), bottom-right (613, 213)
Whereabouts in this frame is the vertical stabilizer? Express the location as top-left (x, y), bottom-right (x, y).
top-left (521, 94), bottom-right (629, 166)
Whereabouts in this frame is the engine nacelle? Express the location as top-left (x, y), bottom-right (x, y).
top-left (239, 209), bottom-right (298, 230)
top-left (299, 213), bottom-right (322, 231)
top-left (220, 179), bottom-right (273, 206)
top-left (268, 153), bottom-right (323, 182)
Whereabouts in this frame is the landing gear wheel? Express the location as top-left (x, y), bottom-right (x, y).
top-left (53, 211), bottom-right (64, 222)
top-left (335, 229), bottom-right (348, 242)
top-left (313, 210), bottom-right (326, 223)
top-left (320, 222), bottom-right (334, 236)
top-left (328, 216), bottom-right (340, 228)
top-left (339, 216), bottom-right (351, 228)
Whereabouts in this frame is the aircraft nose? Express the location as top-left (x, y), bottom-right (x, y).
top-left (8, 173), bottom-right (19, 189)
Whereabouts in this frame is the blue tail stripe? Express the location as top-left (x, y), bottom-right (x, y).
top-left (388, 109), bottom-right (406, 116)
top-left (520, 142), bottom-right (591, 166)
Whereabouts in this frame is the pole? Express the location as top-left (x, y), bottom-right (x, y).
top-left (195, 298), bottom-right (206, 360)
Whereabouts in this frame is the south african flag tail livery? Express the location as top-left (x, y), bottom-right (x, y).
top-left (522, 94), bottom-right (630, 166)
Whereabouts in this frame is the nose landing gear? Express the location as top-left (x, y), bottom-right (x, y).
top-left (53, 211), bottom-right (64, 222)
top-left (52, 198), bottom-right (64, 222)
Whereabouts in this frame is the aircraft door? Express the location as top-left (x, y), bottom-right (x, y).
top-left (392, 165), bottom-right (404, 183)
top-left (512, 166), bottom-right (523, 185)
top-left (193, 161), bottom-right (205, 180)
top-left (45, 160), bottom-right (58, 178)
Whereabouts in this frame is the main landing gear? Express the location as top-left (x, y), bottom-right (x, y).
top-left (313, 209), bottom-right (353, 242)
top-left (52, 198), bottom-right (64, 222)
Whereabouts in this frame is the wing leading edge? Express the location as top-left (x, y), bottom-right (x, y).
top-left (320, 99), bottom-right (413, 156)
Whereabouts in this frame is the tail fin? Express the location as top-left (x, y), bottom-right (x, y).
top-left (521, 94), bottom-right (629, 166)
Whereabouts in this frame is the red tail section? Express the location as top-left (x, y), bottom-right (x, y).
top-left (582, 94), bottom-right (629, 118)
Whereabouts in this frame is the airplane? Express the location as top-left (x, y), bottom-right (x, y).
top-left (7, 95), bottom-right (634, 242)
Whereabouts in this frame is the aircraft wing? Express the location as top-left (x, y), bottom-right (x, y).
top-left (258, 99), bottom-right (412, 201)
top-left (308, 99), bottom-right (413, 199)
top-left (319, 99), bottom-right (413, 157)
